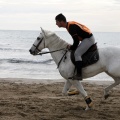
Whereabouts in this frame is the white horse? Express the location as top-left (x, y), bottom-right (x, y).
top-left (29, 28), bottom-right (120, 109)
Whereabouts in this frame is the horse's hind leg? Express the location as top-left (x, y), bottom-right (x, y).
top-left (104, 77), bottom-right (120, 99)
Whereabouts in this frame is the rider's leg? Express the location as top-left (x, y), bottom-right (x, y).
top-left (72, 61), bottom-right (83, 80)
top-left (73, 36), bottom-right (95, 80)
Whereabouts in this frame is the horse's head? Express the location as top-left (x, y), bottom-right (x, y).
top-left (29, 28), bottom-right (46, 55)
top-left (29, 28), bottom-right (68, 55)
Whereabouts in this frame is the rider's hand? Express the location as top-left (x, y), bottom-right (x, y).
top-left (66, 44), bottom-right (71, 50)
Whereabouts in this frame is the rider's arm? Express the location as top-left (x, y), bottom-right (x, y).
top-left (70, 35), bottom-right (79, 50)
top-left (69, 25), bottom-right (80, 50)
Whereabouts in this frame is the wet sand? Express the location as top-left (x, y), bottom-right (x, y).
top-left (0, 78), bottom-right (120, 120)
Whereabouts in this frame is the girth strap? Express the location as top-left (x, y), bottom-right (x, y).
top-left (57, 50), bottom-right (68, 68)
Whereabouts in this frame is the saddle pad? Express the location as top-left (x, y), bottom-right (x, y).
top-left (71, 48), bottom-right (99, 68)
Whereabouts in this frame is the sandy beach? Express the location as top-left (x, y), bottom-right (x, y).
top-left (0, 78), bottom-right (120, 120)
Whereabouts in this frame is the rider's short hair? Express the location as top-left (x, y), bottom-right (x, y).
top-left (55, 13), bottom-right (66, 22)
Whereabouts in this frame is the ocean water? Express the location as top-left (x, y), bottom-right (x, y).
top-left (0, 30), bottom-right (120, 81)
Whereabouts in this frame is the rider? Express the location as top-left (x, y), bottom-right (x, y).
top-left (55, 13), bottom-right (95, 80)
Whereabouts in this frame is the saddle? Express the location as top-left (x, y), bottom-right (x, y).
top-left (71, 43), bottom-right (99, 68)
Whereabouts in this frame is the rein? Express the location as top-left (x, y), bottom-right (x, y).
top-left (57, 50), bottom-right (68, 68)
top-left (37, 47), bottom-right (68, 68)
top-left (37, 48), bottom-right (66, 55)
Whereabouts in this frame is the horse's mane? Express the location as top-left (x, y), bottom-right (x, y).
top-left (44, 30), bottom-right (68, 49)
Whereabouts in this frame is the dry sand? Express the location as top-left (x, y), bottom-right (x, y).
top-left (0, 78), bottom-right (120, 120)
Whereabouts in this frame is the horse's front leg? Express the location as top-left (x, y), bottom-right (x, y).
top-left (62, 80), bottom-right (72, 96)
top-left (70, 80), bottom-right (93, 110)
top-left (70, 80), bottom-right (87, 97)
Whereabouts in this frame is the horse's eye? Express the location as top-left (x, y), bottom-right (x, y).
top-left (37, 37), bottom-right (40, 40)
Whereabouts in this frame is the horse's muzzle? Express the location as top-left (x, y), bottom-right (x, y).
top-left (29, 49), bottom-right (32, 53)
top-left (29, 49), bottom-right (35, 55)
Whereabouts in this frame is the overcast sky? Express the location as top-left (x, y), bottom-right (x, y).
top-left (0, 0), bottom-right (120, 32)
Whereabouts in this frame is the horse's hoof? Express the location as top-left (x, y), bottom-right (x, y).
top-left (67, 89), bottom-right (79, 96)
top-left (104, 94), bottom-right (109, 99)
top-left (85, 106), bottom-right (92, 111)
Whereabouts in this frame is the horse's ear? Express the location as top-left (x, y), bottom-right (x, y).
top-left (40, 27), bottom-right (46, 36)
top-left (40, 27), bottom-right (43, 32)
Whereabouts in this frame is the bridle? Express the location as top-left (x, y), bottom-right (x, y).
top-left (33, 36), bottom-right (45, 54)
